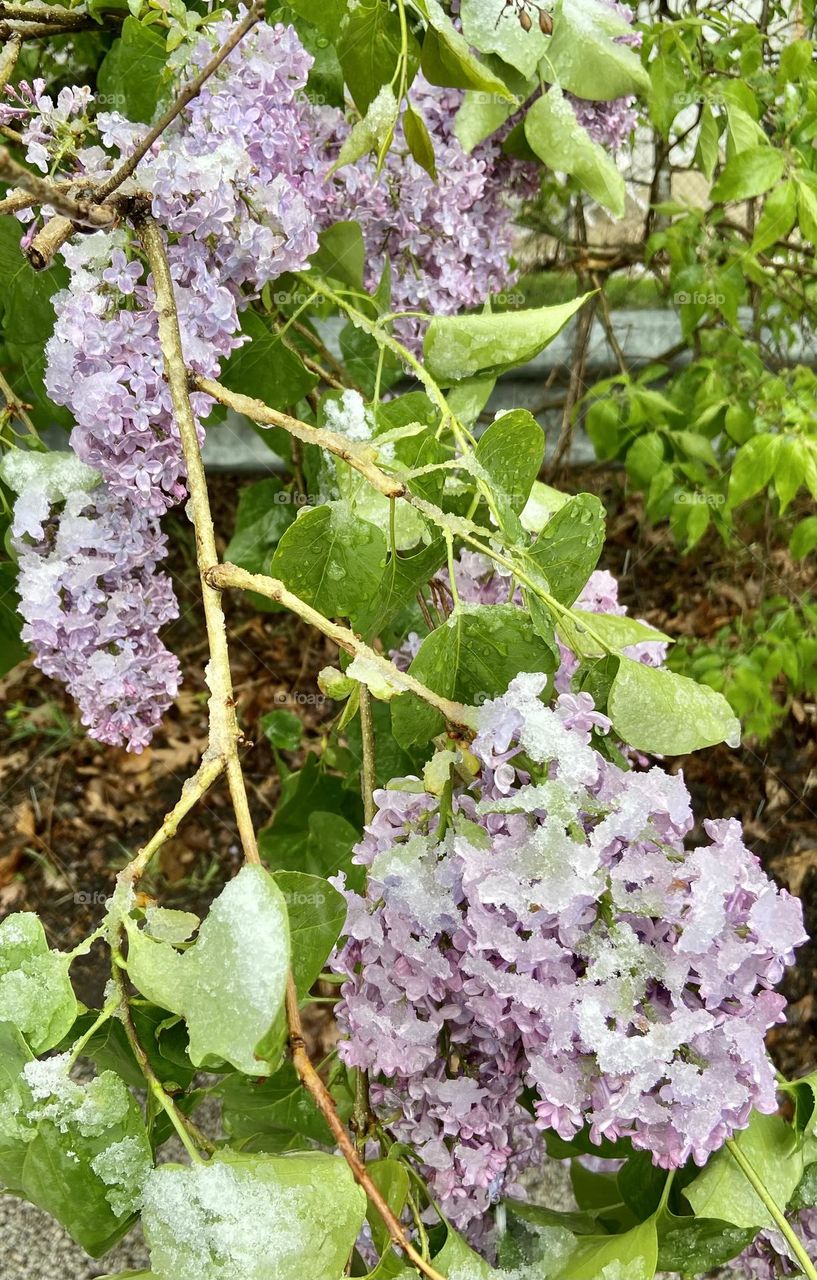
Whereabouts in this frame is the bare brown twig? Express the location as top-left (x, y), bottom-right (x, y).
top-left (285, 978), bottom-right (447, 1280)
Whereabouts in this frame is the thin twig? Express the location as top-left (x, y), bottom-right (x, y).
top-left (207, 562), bottom-right (477, 732)
top-left (0, 365), bottom-right (37, 438)
top-left (0, 17), bottom-right (94, 36)
top-left (546, 293), bottom-right (597, 478)
top-left (0, 31), bottom-right (21, 89)
top-left (137, 213), bottom-right (260, 866)
top-left (94, 0), bottom-right (265, 202)
top-left (358, 685), bottom-right (377, 826)
top-left (0, 2), bottom-right (111, 24)
top-left (191, 374), bottom-right (405, 499)
top-left (111, 957), bottom-right (215, 1159)
top-left (120, 754), bottom-right (225, 885)
top-left (0, 147), bottom-right (119, 227)
top-left (285, 978), bottom-right (447, 1280)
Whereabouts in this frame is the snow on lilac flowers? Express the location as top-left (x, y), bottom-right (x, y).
top-left (333, 674), bottom-right (806, 1231)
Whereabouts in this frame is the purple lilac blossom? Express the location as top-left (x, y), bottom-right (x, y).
top-left (332, 675), bottom-right (806, 1232)
top-left (10, 484), bottom-right (181, 752)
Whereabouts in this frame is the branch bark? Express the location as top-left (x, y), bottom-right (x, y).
top-left (0, 147), bottom-right (119, 227)
top-left (286, 978), bottom-right (447, 1280)
top-left (191, 373), bottom-right (405, 499)
top-left (207, 562), bottom-right (477, 733)
top-left (137, 213), bottom-right (260, 867)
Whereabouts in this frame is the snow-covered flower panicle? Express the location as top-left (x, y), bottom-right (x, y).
top-left (333, 675), bottom-right (806, 1234)
top-left (9, 482), bottom-right (181, 752)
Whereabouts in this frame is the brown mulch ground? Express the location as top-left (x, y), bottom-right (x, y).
top-left (0, 469), bottom-right (815, 1075)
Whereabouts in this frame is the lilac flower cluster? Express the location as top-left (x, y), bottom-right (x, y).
top-left (9, 480), bottom-right (180, 751)
top-left (327, 78), bottom-right (538, 347)
top-left (5, 22), bottom-right (329, 747)
top-left (333, 674), bottom-right (806, 1231)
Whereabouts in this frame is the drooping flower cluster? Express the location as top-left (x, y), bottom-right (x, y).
top-left (3, 455), bottom-right (180, 752)
top-left (333, 674), bottom-right (806, 1232)
top-left (327, 78), bottom-right (538, 345)
top-left (2, 14), bottom-right (541, 747)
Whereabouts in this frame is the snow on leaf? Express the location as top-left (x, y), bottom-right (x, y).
top-left (125, 866), bottom-right (290, 1075)
top-left (142, 1152), bottom-right (367, 1280)
top-left (0, 913), bottom-right (77, 1053)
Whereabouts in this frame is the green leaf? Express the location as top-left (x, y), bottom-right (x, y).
top-left (454, 91), bottom-right (516, 152)
top-left (617, 1152), bottom-right (667, 1220)
top-left (791, 516), bottom-right (817, 561)
top-left (780, 1071), bottom-right (817, 1137)
top-left (391, 604), bottom-right (557, 747)
top-left (568, 611), bottom-right (670, 654)
top-left (125, 866), bottom-right (290, 1075)
top-left (695, 103), bottom-right (720, 182)
top-left (727, 434), bottom-right (780, 508)
top-left (366, 1159), bottom-right (410, 1252)
top-left (270, 503), bottom-right (387, 620)
top-left (547, 0), bottom-right (650, 99)
top-left (656, 1213), bottom-right (755, 1273)
top-left (526, 493), bottom-right (606, 606)
top-left (287, 0), bottom-right (348, 39)
top-left (313, 221), bottom-right (366, 290)
top-left (752, 180), bottom-right (797, 253)
top-left (220, 311), bottom-right (317, 411)
top-left (273, 871), bottom-right (346, 997)
top-left (403, 103), bottom-right (437, 178)
top-left (411, 0), bottom-right (517, 101)
top-left (460, 0), bottom-right (548, 78)
top-left (338, 0), bottom-right (419, 112)
top-left (353, 537), bottom-right (446, 639)
top-left (221, 1061), bottom-right (335, 1148)
top-left (97, 17), bottom-right (167, 123)
top-left (475, 410), bottom-right (545, 515)
top-left (433, 1225), bottom-right (496, 1277)
top-left (608, 658), bottom-right (741, 754)
top-left (260, 709), bottom-right (303, 752)
top-left (424, 291), bottom-right (592, 383)
top-left (556, 1218), bottom-right (658, 1280)
top-left (524, 88), bottom-right (626, 216)
top-left (0, 562), bottom-right (27, 677)
top-left (684, 1113), bottom-right (804, 1230)
top-left (796, 171), bottom-right (817, 244)
top-left (142, 1152), bottom-right (367, 1280)
top-left (711, 147), bottom-right (786, 203)
top-left (0, 913), bottom-right (77, 1053)
top-left (774, 437), bottom-right (806, 513)
top-left (258, 755), bottom-right (362, 877)
top-left (506, 1198), bottom-right (601, 1236)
